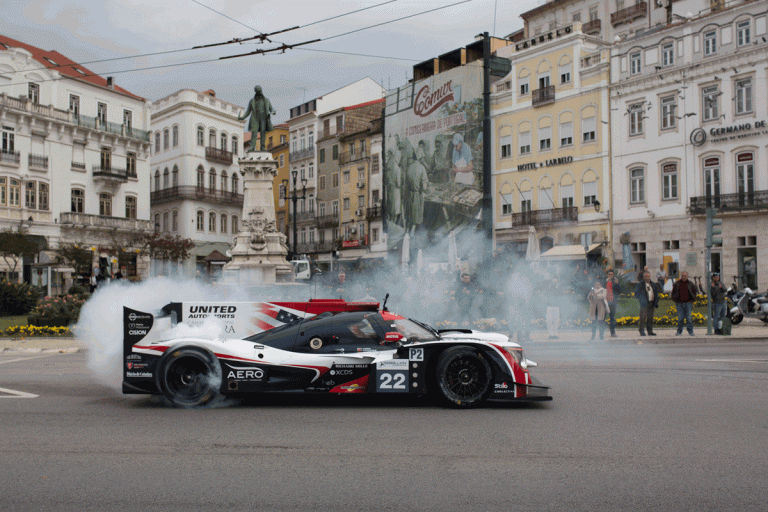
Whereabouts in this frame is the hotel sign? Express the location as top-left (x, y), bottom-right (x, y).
top-left (516, 155), bottom-right (573, 172)
top-left (515, 25), bottom-right (573, 51)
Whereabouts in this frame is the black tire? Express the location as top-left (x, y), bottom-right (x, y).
top-left (434, 346), bottom-right (493, 408)
top-left (156, 347), bottom-right (221, 408)
top-left (730, 313), bottom-right (743, 325)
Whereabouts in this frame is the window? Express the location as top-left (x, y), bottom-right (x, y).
top-left (343, 198), bottom-right (350, 210)
top-left (9, 179), bottom-right (19, 207)
top-left (172, 165), bottom-right (178, 187)
top-left (332, 144), bottom-right (339, 160)
top-left (519, 131), bottom-right (531, 154)
top-left (163, 129), bottom-right (170, 150)
top-left (501, 192), bottom-right (513, 215)
top-left (126, 196), bottom-right (137, 219)
top-left (28, 82), bottom-right (39, 104)
top-left (520, 190), bottom-right (532, 212)
top-left (630, 168), bottom-right (645, 203)
top-left (539, 186), bottom-right (554, 209)
top-left (154, 132), bottom-right (161, 153)
top-left (279, 154), bottom-right (284, 167)
top-left (343, 170), bottom-right (350, 184)
top-left (124, 110), bottom-right (132, 129)
top-left (358, 195), bottom-right (365, 208)
top-left (154, 170), bottom-right (160, 191)
top-left (319, 202), bottom-right (326, 217)
top-left (319, 148), bottom-right (326, 163)
top-left (172, 125), bottom-right (179, 147)
top-left (582, 116), bottom-right (596, 142)
top-left (209, 129), bottom-right (216, 147)
top-left (99, 193), bottom-right (112, 216)
top-left (308, 194), bottom-right (315, 213)
top-left (309, 164), bottom-right (314, 179)
top-left (662, 163), bottom-right (678, 200)
top-left (231, 174), bottom-right (238, 192)
top-left (232, 136), bottom-right (238, 155)
top-left (300, 166), bottom-right (306, 181)
top-left (589, 5), bottom-right (598, 21)
top-left (25, 181), bottom-right (36, 209)
top-left (280, 135), bottom-right (286, 144)
top-left (736, 152), bottom-right (754, 201)
top-left (300, 132), bottom-right (306, 151)
top-left (100, 147), bottom-right (111, 170)
top-left (163, 168), bottom-right (169, 188)
top-left (500, 134), bottom-right (512, 158)
top-left (221, 213), bottom-right (228, 234)
top-left (736, 20), bottom-right (751, 47)
top-left (220, 133), bottom-right (227, 150)
top-left (127, 152), bottom-right (136, 177)
top-left (69, 95), bottom-right (80, 116)
top-left (2, 126), bottom-right (14, 153)
top-left (660, 95), bottom-right (676, 130)
top-left (561, 184), bottom-right (574, 208)
top-left (319, 176), bottom-right (326, 190)
top-left (704, 30), bottom-right (717, 56)
top-left (372, 228), bottom-right (379, 243)
top-left (519, 77), bottom-right (529, 96)
top-left (703, 85), bottom-right (720, 121)
top-left (572, 11), bottom-right (581, 21)
top-left (332, 200), bottom-right (339, 215)
top-left (358, 169), bottom-right (365, 182)
top-left (336, 115), bottom-right (344, 133)
top-left (559, 63), bottom-right (571, 84)
top-left (332, 172), bottom-right (339, 187)
top-left (371, 153), bottom-right (380, 174)
top-left (583, 181), bottom-right (597, 206)
top-left (172, 210), bottom-right (178, 231)
top-left (209, 212), bottom-right (216, 232)
top-left (163, 212), bottom-right (169, 232)
top-left (0, 178), bottom-right (5, 205)
top-left (196, 210), bottom-right (204, 231)
top-left (197, 166), bottom-right (205, 189)
top-left (38, 183), bottom-right (48, 211)
top-left (539, 126), bottom-right (551, 151)
top-left (630, 52), bottom-right (641, 75)
top-left (735, 78), bottom-right (753, 115)
top-left (308, 130), bottom-right (314, 147)
top-left (560, 121), bottom-right (573, 146)
top-left (97, 102), bottom-right (107, 125)
top-left (661, 42), bottom-right (674, 67)
top-left (154, 214), bottom-right (160, 231)
top-left (629, 104), bottom-right (644, 135)
top-left (197, 126), bottom-right (204, 146)
top-left (209, 169), bottom-right (216, 190)
top-left (221, 171), bottom-right (228, 192)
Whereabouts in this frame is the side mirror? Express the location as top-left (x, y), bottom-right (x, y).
top-left (382, 331), bottom-right (404, 344)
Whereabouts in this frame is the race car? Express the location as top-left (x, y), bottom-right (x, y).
top-left (122, 298), bottom-right (551, 408)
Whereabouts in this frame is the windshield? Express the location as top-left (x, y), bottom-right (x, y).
top-left (390, 318), bottom-right (439, 342)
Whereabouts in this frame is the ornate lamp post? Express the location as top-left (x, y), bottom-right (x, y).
top-left (285, 170), bottom-right (307, 257)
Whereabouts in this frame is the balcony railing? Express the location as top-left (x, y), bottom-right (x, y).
top-left (316, 214), bottom-right (340, 228)
top-left (532, 85), bottom-right (556, 107)
top-left (295, 241), bottom-right (337, 254)
top-left (150, 186), bottom-right (244, 207)
top-left (289, 211), bottom-right (316, 223)
top-left (0, 94), bottom-right (150, 142)
top-left (366, 205), bottom-right (383, 220)
top-left (28, 153), bottom-right (49, 170)
top-left (690, 191), bottom-right (768, 215)
top-left (93, 164), bottom-right (128, 182)
top-left (582, 18), bottom-right (601, 34)
top-left (205, 146), bottom-right (233, 165)
top-left (0, 150), bottom-right (20, 165)
top-left (611, 1), bottom-right (647, 26)
top-left (289, 147), bottom-right (314, 161)
top-left (339, 148), bottom-right (369, 165)
top-left (59, 212), bottom-right (152, 232)
top-left (71, 161), bottom-right (86, 170)
top-left (510, 206), bottom-right (579, 227)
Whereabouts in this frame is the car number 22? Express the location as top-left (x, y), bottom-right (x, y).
top-left (376, 371), bottom-right (409, 393)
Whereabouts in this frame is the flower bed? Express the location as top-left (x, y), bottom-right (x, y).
top-left (4, 325), bottom-right (71, 337)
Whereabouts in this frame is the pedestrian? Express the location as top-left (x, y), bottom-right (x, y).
top-left (656, 264), bottom-right (667, 287)
top-left (89, 272), bottom-right (97, 294)
top-left (587, 280), bottom-right (607, 340)
top-left (633, 271), bottom-right (660, 336)
top-left (545, 278), bottom-right (561, 339)
top-left (637, 265), bottom-right (649, 282)
top-left (605, 268), bottom-right (622, 338)
top-left (456, 272), bottom-right (474, 326)
top-left (710, 272), bottom-right (727, 335)
top-left (672, 271), bottom-right (698, 336)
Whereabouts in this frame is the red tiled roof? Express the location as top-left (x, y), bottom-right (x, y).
top-left (343, 98), bottom-right (385, 111)
top-left (0, 34), bottom-right (144, 101)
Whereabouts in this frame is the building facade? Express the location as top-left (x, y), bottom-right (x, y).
top-left (149, 89), bottom-right (243, 279)
top-left (0, 35), bottom-right (152, 291)
top-left (266, 125), bottom-right (289, 239)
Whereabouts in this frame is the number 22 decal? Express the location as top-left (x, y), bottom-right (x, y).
top-left (379, 372), bottom-right (406, 389)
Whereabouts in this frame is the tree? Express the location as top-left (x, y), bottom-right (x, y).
top-left (56, 244), bottom-right (95, 278)
top-left (0, 230), bottom-right (42, 274)
top-left (142, 232), bottom-right (195, 262)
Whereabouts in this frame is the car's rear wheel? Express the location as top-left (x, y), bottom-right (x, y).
top-left (157, 347), bottom-right (221, 408)
top-left (435, 347), bottom-right (492, 408)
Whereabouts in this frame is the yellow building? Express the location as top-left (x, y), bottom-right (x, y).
top-left (266, 125), bottom-right (289, 237)
top-left (492, 23), bottom-right (612, 262)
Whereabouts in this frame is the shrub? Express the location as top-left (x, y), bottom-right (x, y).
top-left (0, 280), bottom-right (39, 315)
top-left (68, 285), bottom-right (87, 296)
top-left (29, 294), bottom-right (86, 324)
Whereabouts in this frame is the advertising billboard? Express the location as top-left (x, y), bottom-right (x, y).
top-left (384, 64), bottom-right (484, 254)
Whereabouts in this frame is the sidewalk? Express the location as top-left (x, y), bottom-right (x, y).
top-left (1, 320), bottom-right (766, 352)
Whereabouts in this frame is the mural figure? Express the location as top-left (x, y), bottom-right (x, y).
top-left (405, 146), bottom-right (429, 235)
top-left (451, 132), bottom-right (474, 186)
top-left (384, 147), bottom-right (403, 226)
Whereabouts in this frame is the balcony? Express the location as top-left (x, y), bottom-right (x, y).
top-left (289, 147), bottom-right (314, 162)
top-left (316, 214), bottom-right (340, 228)
top-left (93, 164), bottom-right (129, 182)
top-left (510, 206), bottom-right (579, 227)
top-left (205, 146), bottom-right (233, 165)
top-left (339, 146), bottom-right (369, 165)
top-left (0, 150), bottom-right (20, 166)
top-left (690, 191), bottom-right (768, 215)
top-left (582, 18), bottom-right (601, 35)
top-left (28, 153), bottom-right (48, 170)
top-left (150, 186), bottom-right (244, 207)
top-left (71, 161), bottom-right (86, 170)
top-left (532, 85), bottom-right (555, 107)
top-left (611, 2), bottom-right (647, 27)
top-left (366, 205), bottom-right (383, 220)
top-left (59, 212), bottom-right (152, 232)
top-left (295, 240), bottom-right (337, 254)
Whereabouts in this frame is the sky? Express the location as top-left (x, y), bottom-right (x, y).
top-left (1, 0), bottom-right (541, 122)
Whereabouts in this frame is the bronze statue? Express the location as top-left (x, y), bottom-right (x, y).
top-left (239, 85), bottom-right (276, 152)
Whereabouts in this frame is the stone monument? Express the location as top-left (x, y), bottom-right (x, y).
top-left (222, 151), bottom-right (294, 283)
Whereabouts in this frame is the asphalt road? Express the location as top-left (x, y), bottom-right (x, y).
top-left (1, 341), bottom-right (767, 511)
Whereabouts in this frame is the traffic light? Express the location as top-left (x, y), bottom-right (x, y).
top-left (706, 208), bottom-right (722, 247)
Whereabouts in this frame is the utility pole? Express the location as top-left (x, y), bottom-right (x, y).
top-left (705, 207), bottom-right (723, 334)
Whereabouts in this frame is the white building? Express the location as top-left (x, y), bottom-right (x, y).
top-left (0, 35), bottom-right (152, 291)
top-left (610, 1), bottom-right (768, 287)
top-left (150, 89), bottom-right (244, 279)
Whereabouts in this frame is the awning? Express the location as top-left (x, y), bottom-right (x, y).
top-left (204, 250), bottom-right (231, 263)
top-left (540, 244), bottom-right (602, 261)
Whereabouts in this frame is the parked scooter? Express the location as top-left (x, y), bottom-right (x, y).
top-left (726, 286), bottom-right (768, 325)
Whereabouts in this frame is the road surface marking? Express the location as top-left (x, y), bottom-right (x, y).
top-left (696, 359), bottom-right (768, 363)
top-left (0, 354), bottom-right (61, 365)
top-left (0, 387), bottom-right (38, 398)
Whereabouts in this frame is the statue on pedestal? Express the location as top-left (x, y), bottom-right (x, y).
top-left (238, 85), bottom-right (276, 152)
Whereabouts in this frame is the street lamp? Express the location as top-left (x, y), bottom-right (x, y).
top-left (287, 170), bottom-right (307, 258)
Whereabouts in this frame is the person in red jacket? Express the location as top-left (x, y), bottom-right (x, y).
top-left (672, 271), bottom-right (698, 336)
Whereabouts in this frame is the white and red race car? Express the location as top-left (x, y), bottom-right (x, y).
top-left (122, 298), bottom-right (551, 408)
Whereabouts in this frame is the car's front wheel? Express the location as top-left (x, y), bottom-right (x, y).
top-left (157, 347), bottom-right (221, 407)
top-left (435, 347), bottom-right (492, 408)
